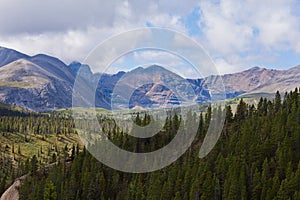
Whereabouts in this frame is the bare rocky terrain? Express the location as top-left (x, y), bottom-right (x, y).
top-left (0, 46), bottom-right (299, 111)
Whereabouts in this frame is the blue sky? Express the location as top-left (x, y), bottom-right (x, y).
top-left (108, 49), bottom-right (202, 79)
top-left (0, 0), bottom-right (300, 77)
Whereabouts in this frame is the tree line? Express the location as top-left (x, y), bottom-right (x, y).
top-left (17, 88), bottom-right (300, 199)
top-left (0, 111), bottom-right (79, 196)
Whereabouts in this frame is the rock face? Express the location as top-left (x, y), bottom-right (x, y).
top-left (248, 65), bottom-right (300, 93)
top-left (0, 58), bottom-right (73, 111)
top-left (0, 46), bottom-right (299, 111)
top-left (207, 66), bottom-right (300, 96)
top-left (0, 175), bottom-right (26, 200)
top-left (110, 65), bottom-right (209, 109)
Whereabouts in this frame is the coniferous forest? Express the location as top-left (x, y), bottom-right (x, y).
top-left (0, 110), bottom-right (79, 197)
top-left (4, 88), bottom-right (296, 200)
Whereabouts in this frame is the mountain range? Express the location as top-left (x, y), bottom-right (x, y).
top-left (0, 46), bottom-right (299, 111)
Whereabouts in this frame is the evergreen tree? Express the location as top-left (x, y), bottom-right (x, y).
top-left (44, 180), bottom-right (57, 200)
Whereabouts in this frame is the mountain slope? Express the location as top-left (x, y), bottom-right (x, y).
top-left (0, 47), bottom-right (299, 111)
top-left (29, 54), bottom-right (75, 83)
top-left (0, 59), bottom-right (73, 111)
top-left (0, 47), bottom-right (113, 111)
top-left (110, 65), bottom-right (210, 109)
top-left (0, 47), bottom-right (29, 67)
top-left (249, 65), bottom-right (300, 93)
top-left (200, 67), bottom-right (278, 98)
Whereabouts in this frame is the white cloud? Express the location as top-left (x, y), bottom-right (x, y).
top-left (106, 50), bottom-right (202, 78)
top-left (0, 27), bottom-right (116, 64)
top-left (133, 51), bottom-right (178, 63)
top-left (0, 0), bottom-right (300, 76)
top-left (199, 1), bottom-right (254, 55)
top-left (0, 0), bottom-right (119, 35)
top-left (198, 0), bottom-right (300, 72)
top-left (176, 0), bottom-right (300, 75)
top-left (251, 1), bottom-right (300, 52)
top-left (0, 0), bottom-right (195, 65)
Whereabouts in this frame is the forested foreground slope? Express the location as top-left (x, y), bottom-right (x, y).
top-left (0, 110), bottom-right (80, 197)
top-left (15, 88), bottom-right (300, 200)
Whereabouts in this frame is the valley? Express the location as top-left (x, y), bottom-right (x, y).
top-left (0, 88), bottom-right (298, 199)
top-left (0, 46), bottom-right (299, 199)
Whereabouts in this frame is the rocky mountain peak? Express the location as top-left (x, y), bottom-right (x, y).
top-left (0, 47), bottom-right (300, 111)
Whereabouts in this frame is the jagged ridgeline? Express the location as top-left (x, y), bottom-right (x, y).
top-left (12, 88), bottom-right (300, 200)
top-left (1, 47), bottom-right (300, 112)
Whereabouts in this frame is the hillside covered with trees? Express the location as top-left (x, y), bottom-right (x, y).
top-left (0, 110), bottom-right (80, 196)
top-left (12, 88), bottom-right (300, 199)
